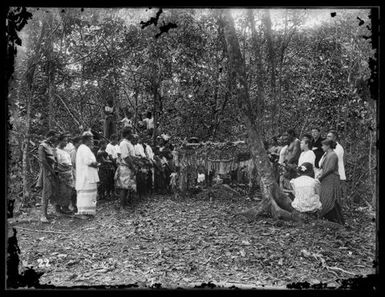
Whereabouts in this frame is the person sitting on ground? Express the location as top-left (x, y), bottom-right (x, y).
top-left (269, 135), bottom-right (282, 156)
top-left (55, 133), bottom-right (75, 214)
top-left (316, 139), bottom-right (345, 225)
top-left (36, 130), bottom-right (59, 223)
top-left (290, 162), bottom-right (322, 213)
top-left (75, 131), bottom-right (100, 219)
top-left (298, 137), bottom-right (316, 168)
top-left (97, 140), bottom-right (115, 200)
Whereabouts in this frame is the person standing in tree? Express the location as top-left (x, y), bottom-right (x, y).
top-left (142, 111), bottom-right (154, 136)
top-left (103, 99), bottom-right (115, 139)
top-left (55, 134), bottom-right (75, 214)
top-left (121, 108), bottom-right (133, 129)
top-left (310, 127), bottom-right (325, 169)
top-left (106, 134), bottom-right (119, 167)
top-left (75, 131), bottom-right (100, 219)
top-left (290, 162), bottom-right (322, 214)
top-left (36, 130), bottom-right (59, 223)
top-left (115, 128), bottom-right (137, 211)
top-left (316, 139), bottom-right (345, 225)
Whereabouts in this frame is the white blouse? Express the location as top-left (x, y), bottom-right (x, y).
top-left (290, 175), bottom-right (322, 213)
top-left (298, 150), bottom-right (316, 167)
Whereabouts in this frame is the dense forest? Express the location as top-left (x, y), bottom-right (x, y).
top-left (6, 7), bottom-right (378, 288)
top-left (8, 8), bottom-right (376, 211)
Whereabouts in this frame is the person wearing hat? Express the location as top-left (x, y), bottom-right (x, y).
top-left (75, 131), bottom-right (100, 218)
top-left (290, 162), bottom-right (322, 213)
top-left (36, 130), bottom-right (59, 223)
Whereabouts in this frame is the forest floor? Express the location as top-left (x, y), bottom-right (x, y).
top-left (8, 186), bottom-right (376, 289)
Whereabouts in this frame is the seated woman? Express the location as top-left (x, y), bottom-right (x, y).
top-left (290, 162), bottom-right (322, 213)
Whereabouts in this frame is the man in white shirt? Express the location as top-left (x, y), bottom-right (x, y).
top-left (327, 130), bottom-right (346, 181)
top-left (298, 137), bottom-right (316, 167)
top-left (327, 130), bottom-right (347, 200)
top-left (106, 134), bottom-right (119, 161)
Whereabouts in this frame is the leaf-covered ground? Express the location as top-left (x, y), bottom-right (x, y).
top-left (8, 188), bottom-right (376, 288)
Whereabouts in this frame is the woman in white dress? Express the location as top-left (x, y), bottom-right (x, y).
top-left (290, 162), bottom-right (322, 213)
top-left (75, 131), bottom-right (100, 218)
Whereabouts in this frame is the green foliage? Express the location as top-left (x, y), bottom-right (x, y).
top-left (8, 8), bottom-right (376, 205)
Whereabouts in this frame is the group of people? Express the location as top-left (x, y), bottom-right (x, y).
top-left (266, 127), bottom-right (346, 224)
top-left (36, 124), bottom-right (175, 223)
top-left (36, 118), bottom-right (346, 225)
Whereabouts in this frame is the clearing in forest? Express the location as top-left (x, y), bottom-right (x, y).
top-left (9, 189), bottom-right (375, 288)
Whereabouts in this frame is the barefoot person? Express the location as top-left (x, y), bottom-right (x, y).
top-left (75, 131), bottom-right (100, 218)
top-left (56, 133), bottom-right (75, 214)
top-left (115, 127), bottom-right (137, 211)
top-left (36, 130), bottom-right (59, 223)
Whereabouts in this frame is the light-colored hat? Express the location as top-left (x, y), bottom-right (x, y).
top-left (82, 131), bottom-right (94, 137)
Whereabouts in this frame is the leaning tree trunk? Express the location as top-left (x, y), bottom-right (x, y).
top-left (21, 93), bottom-right (32, 207)
top-left (222, 9), bottom-right (300, 221)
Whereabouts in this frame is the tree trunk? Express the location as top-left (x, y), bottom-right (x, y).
top-left (262, 10), bottom-right (277, 136)
top-left (221, 9), bottom-right (300, 222)
top-left (21, 93), bottom-right (32, 206)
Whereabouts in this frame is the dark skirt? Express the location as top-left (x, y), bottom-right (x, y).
top-left (319, 173), bottom-right (344, 224)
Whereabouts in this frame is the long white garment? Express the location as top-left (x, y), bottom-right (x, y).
top-left (290, 175), bottom-right (322, 212)
top-left (334, 142), bottom-right (346, 180)
top-left (106, 143), bottom-right (118, 159)
top-left (75, 144), bottom-right (100, 191)
top-left (278, 145), bottom-right (288, 164)
top-left (298, 150), bottom-right (316, 167)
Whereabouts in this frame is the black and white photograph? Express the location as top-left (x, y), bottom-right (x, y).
top-left (5, 6), bottom-right (379, 289)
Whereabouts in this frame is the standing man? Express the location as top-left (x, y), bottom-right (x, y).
top-left (327, 130), bottom-right (346, 197)
top-left (103, 99), bottom-right (115, 139)
top-left (310, 127), bottom-right (325, 169)
top-left (36, 130), bottom-right (59, 223)
top-left (69, 136), bottom-right (82, 213)
top-left (284, 129), bottom-right (301, 165)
